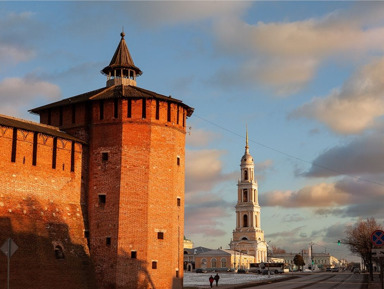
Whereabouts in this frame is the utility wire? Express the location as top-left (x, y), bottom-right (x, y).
top-left (193, 113), bottom-right (384, 188)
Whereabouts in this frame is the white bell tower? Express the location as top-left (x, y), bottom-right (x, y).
top-left (230, 128), bottom-right (267, 263)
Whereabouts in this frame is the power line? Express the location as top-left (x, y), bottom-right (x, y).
top-left (193, 113), bottom-right (384, 188)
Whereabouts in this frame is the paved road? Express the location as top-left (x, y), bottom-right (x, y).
top-left (247, 273), bottom-right (368, 289)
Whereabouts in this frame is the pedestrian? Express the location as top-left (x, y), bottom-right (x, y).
top-left (209, 275), bottom-right (214, 288)
top-left (214, 273), bottom-right (220, 286)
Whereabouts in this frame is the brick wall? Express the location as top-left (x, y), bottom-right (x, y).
top-left (42, 95), bottom-right (188, 289)
top-left (0, 125), bottom-right (95, 289)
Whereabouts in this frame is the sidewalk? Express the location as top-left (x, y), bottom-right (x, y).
top-left (368, 274), bottom-right (383, 289)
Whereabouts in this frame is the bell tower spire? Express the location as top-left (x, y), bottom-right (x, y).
top-left (245, 125), bottom-right (249, 154)
top-left (101, 31), bottom-right (143, 87)
top-left (229, 128), bottom-right (267, 263)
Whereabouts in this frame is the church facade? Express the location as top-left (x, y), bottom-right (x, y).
top-left (0, 32), bottom-right (193, 289)
top-left (229, 130), bottom-right (267, 263)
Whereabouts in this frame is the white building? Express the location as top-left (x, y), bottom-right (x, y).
top-left (273, 252), bottom-right (340, 270)
top-left (195, 249), bottom-right (255, 271)
top-left (230, 129), bottom-right (267, 263)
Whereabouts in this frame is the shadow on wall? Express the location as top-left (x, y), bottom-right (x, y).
top-left (0, 195), bottom-right (183, 289)
top-left (0, 197), bottom-right (96, 289)
top-left (105, 250), bottom-right (183, 289)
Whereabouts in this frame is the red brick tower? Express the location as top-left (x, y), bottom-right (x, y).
top-left (31, 32), bottom-right (193, 289)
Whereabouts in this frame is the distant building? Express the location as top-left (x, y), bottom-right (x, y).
top-left (230, 129), bottom-right (267, 262)
top-left (272, 252), bottom-right (340, 270)
top-left (195, 249), bottom-right (255, 271)
top-left (184, 237), bottom-right (194, 249)
top-left (183, 246), bottom-right (212, 272)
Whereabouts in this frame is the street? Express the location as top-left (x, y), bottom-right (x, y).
top-left (246, 273), bottom-right (368, 289)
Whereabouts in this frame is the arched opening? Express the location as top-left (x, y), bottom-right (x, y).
top-left (201, 258), bottom-right (207, 268)
top-left (242, 237), bottom-right (248, 240)
top-left (54, 245), bottom-right (65, 259)
top-left (243, 189), bottom-right (248, 202)
top-left (221, 258), bottom-right (227, 268)
top-left (244, 169), bottom-right (248, 181)
top-left (243, 214), bottom-right (248, 227)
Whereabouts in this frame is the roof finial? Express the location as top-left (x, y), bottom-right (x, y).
top-left (121, 27), bottom-right (125, 39)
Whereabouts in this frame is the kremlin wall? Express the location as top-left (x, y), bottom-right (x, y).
top-left (0, 32), bottom-right (193, 289)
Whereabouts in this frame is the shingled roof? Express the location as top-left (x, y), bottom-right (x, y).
top-left (29, 85), bottom-right (194, 117)
top-left (101, 32), bottom-right (142, 76)
top-left (0, 114), bottom-right (85, 144)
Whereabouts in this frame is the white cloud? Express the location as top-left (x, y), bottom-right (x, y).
top-left (185, 149), bottom-right (235, 195)
top-left (0, 77), bottom-right (61, 117)
top-left (291, 57), bottom-right (384, 134)
top-left (211, 4), bottom-right (384, 95)
top-left (0, 11), bottom-right (38, 66)
top-left (186, 128), bottom-right (221, 148)
top-left (260, 183), bottom-right (350, 208)
top-left (261, 175), bottom-right (384, 219)
top-left (185, 195), bottom-right (231, 237)
top-left (0, 44), bottom-right (35, 66)
top-left (306, 134), bottom-right (384, 177)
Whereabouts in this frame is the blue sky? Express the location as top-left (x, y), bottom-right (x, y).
top-left (2, 1), bottom-right (384, 262)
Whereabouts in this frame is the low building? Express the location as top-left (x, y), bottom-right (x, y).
top-left (272, 253), bottom-right (340, 270)
top-left (195, 249), bottom-right (255, 271)
top-left (184, 246), bottom-right (212, 272)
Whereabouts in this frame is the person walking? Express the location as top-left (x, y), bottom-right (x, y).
top-left (214, 273), bottom-right (220, 286)
top-left (209, 275), bottom-right (214, 288)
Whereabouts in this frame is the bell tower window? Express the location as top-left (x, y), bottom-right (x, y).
top-left (243, 214), bottom-right (248, 227)
top-left (243, 189), bottom-right (248, 202)
top-left (244, 169), bottom-right (248, 181)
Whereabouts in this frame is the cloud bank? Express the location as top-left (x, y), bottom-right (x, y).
top-left (0, 77), bottom-right (61, 117)
top-left (291, 57), bottom-right (384, 134)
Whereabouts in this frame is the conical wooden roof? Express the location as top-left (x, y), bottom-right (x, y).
top-left (101, 32), bottom-right (142, 76)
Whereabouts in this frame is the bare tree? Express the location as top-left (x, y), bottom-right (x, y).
top-left (270, 245), bottom-right (286, 254)
top-left (344, 217), bottom-right (383, 281)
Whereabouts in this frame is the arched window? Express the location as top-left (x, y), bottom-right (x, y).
top-left (211, 258), bottom-right (217, 268)
top-left (201, 258), bottom-right (207, 266)
top-left (243, 189), bottom-right (248, 202)
top-left (221, 258), bottom-right (227, 268)
top-left (242, 237), bottom-right (248, 240)
top-left (54, 245), bottom-right (65, 259)
top-left (243, 214), bottom-right (248, 227)
top-left (255, 216), bottom-right (258, 227)
top-left (244, 169), bottom-right (248, 180)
